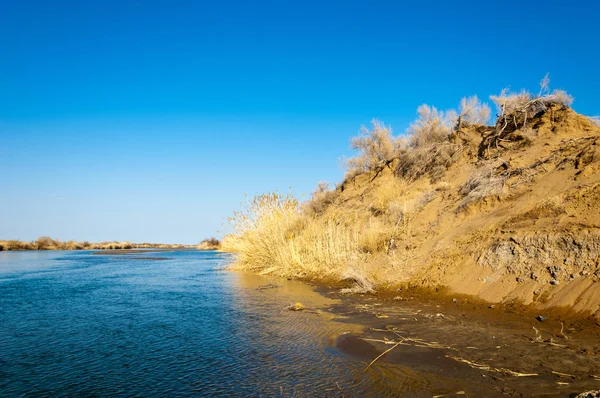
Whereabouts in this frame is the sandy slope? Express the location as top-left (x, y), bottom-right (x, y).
top-left (333, 105), bottom-right (600, 317)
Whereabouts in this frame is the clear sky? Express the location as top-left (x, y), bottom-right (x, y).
top-left (1, 0), bottom-right (599, 244)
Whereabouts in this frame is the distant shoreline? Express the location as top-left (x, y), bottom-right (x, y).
top-left (0, 237), bottom-right (196, 252)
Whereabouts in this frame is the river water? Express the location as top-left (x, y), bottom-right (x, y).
top-left (2, 250), bottom-right (599, 397)
top-left (0, 250), bottom-right (393, 397)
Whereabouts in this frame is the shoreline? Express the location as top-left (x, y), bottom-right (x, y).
top-left (0, 246), bottom-right (198, 252)
top-left (267, 269), bottom-right (600, 324)
top-left (272, 274), bottom-right (600, 396)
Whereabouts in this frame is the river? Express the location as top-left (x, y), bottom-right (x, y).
top-left (1, 250), bottom-right (599, 397)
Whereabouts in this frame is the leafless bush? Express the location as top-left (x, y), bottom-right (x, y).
top-left (346, 120), bottom-right (401, 177)
top-left (198, 237), bottom-right (221, 250)
top-left (489, 75), bottom-right (573, 144)
top-left (456, 96), bottom-right (491, 129)
top-left (304, 181), bottom-right (337, 216)
top-left (4, 240), bottom-right (34, 250)
top-left (63, 240), bottom-right (83, 250)
top-left (35, 236), bottom-right (56, 250)
top-left (408, 104), bottom-right (454, 148)
top-left (394, 104), bottom-right (464, 182)
top-left (396, 143), bottom-right (463, 182)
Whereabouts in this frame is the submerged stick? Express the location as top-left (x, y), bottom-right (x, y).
top-left (364, 340), bottom-right (403, 372)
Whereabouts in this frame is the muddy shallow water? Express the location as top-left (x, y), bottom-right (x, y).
top-left (0, 250), bottom-right (598, 397)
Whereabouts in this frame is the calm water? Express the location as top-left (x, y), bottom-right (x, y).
top-left (0, 250), bottom-right (398, 397)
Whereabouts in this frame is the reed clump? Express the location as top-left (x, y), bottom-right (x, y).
top-left (222, 192), bottom-right (369, 282)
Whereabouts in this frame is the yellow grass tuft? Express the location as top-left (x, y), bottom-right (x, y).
top-left (222, 192), bottom-right (366, 280)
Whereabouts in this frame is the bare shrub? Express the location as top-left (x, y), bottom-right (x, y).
top-left (487, 75), bottom-right (574, 155)
top-left (198, 237), bottom-right (221, 250)
top-left (408, 104), bottom-right (454, 148)
top-left (35, 236), bottom-right (56, 250)
top-left (304, 181), bottom-right (337, 216)
top-left (395, 104), bottom-right (465, 182)
top-left (397, 144), bottom-right (462, 182)
top-left (457, 96), bottom-right (491, 129)
top-left (63, 240), bottom-right (83, 250)
top-left (4, 240), bottom-right (34, 250)
top-left (457, 167), bottom-right (506, 211)
top-left (418, 190), bottom-right (437, 207)
top-left (346, 120), bottom-right (401, 177)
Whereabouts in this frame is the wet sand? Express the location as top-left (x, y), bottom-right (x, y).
top-left (323, 286), bottom-right (600, 397)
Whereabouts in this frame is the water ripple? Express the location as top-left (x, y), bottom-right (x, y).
top-left (0, 250), bottom-right (403, 397)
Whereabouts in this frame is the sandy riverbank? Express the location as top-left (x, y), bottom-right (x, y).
top-left (275, 275), bottom-right (600, 396)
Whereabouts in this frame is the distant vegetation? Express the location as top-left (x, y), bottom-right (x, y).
top-left (198, 237), bottom-right (221, 250)
top-left (222, 75), bottom-right (600, 310)
top-left (0, 237), bottom-right (193, 251)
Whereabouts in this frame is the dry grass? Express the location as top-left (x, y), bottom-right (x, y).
top-left (457, 166), bottom-right (506, 211)
top-left (396, 141), bottom-right (463, 182)
top-left (222, 192), bottom-right (366, 280)
top-left (304, 181), bottom-right (337, 216)
top-left (1, 240), bottom-right (35, 250)
top-left (370, 174), bottom-right (406, 214)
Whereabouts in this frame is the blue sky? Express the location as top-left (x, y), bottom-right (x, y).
top-left (1, 0), bottom-right (599, 244)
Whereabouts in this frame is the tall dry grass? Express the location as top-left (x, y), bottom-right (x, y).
top-left (222, 192), bottom-right (366, 280)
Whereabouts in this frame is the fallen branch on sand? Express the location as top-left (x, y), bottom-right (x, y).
top-left (552, 370), bottom-right (575, 378)
top-left (368, 327), bottom-right (458, 350)
top-left (532, 326), bottom-right (569, 348)
top-left (446, 355), bottom-right (538, 377)
top-left (257, 283), bottom-right (281, 290)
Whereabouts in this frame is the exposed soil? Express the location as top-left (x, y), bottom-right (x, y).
top-left (326, 105), bottom-right (600, 319)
